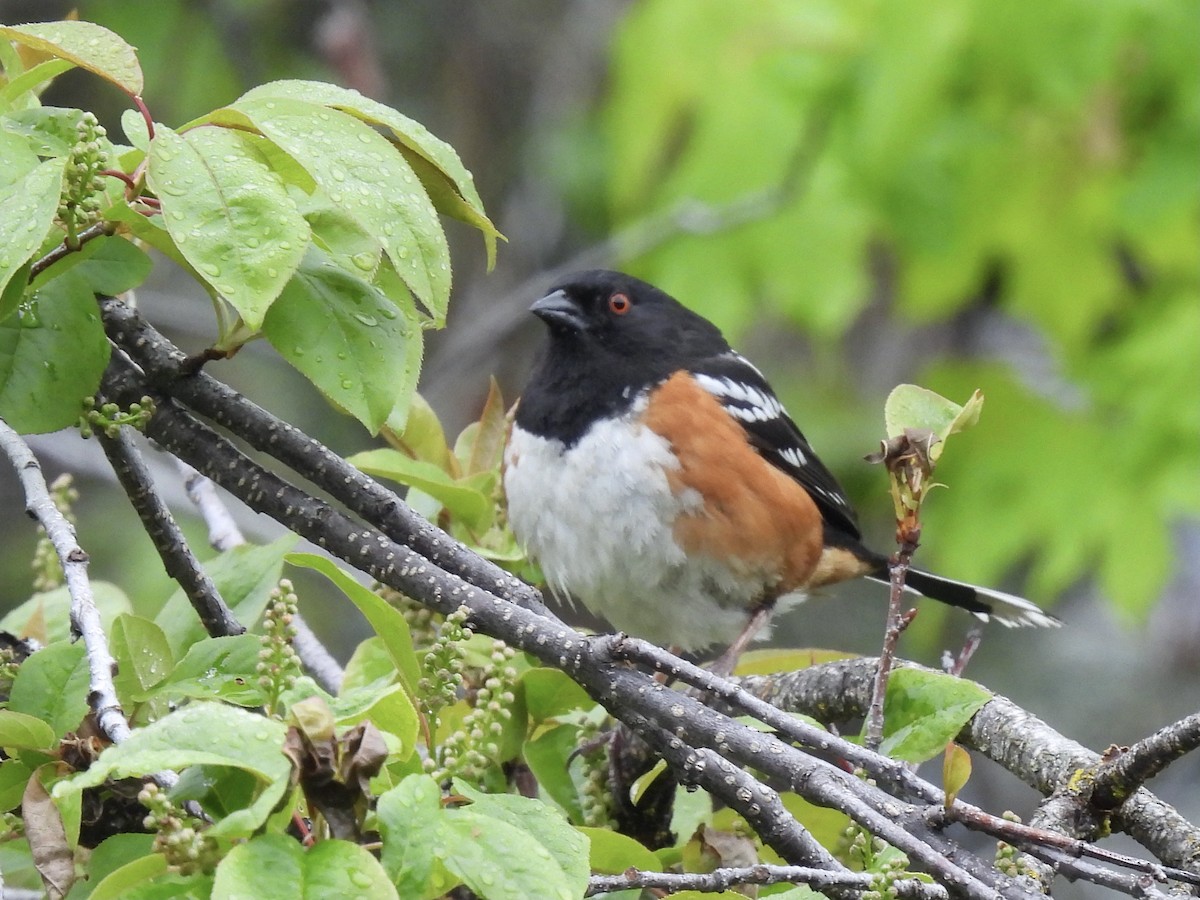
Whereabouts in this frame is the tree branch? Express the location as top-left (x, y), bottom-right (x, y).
top-left (97, 295), bottom-right (552, 620)
top-left (1088, 712), bottom-right (1200, 811)
top-left (587, 864), bottom-right (951, 898)
top-left (0, 418), bottom-right (129, 745)
top-left (95, 427), bottom-right (244, 639)
top-left (739, 658), bottom-right (1200, 877)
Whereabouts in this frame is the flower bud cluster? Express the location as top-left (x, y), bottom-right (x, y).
top-left (138, 782), bottom-right (219, 875)
top-left (575, 718), bottom-right (615, 829)
top-left (31, 474), bottom-right (79, 591)
top-left (425, 611), bottom-right (518, 785)
top-left (258, 579), bottom-right (301, 715)
top-left (78, 395), bottom-right (156, 440)
top-left (58, 111), bottom-right (111, 243)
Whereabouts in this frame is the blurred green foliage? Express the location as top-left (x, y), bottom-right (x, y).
top-left (601, 0), bottom-right (1200, 616)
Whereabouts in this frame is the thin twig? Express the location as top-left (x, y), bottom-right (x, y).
top-left (586, 864), bottom-right (950, 898)
top-left (864, 556), bottom-right (918, 750)
top-left (28, 222), bottom-right (114, 281)
top-left (0, 418), bottom-right (129, 745)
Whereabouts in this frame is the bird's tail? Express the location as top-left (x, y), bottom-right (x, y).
top-left (866, 567), bottom-right (1062, 629)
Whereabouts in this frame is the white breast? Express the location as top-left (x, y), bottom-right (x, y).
top-left (503, 409), bottom-right (769, 650)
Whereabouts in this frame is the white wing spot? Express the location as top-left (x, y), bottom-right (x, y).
top-left (778, 446), bottom-right (807, 468)
top-left (694, 374), bottom-right (785, 422)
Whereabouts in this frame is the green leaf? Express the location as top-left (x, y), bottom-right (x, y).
top-left (877, 668), bottom-right (991, 763)
top-left (347, 448), bottom-right (493, 532)
top-left (455, 377), bottom-right (507, 477)
top-left (884, 384), bottom-right (984, 460)
top-left (120, 108), bottom-right (150, 153)
top-left (445, 782), bottom-right (590, 900)
top-left (1, 106), bottom-right (88, 156)
top-left (88, 853), bottom-right (169, 900)
top-left (136, 634), bottom-right (264, 707)
top-left (285, 553), bottom-right (422, 697)
top-left (238, 79), bottom-right (496, 265)
top-left (520, 668), bottom-right (593, 725)
top-left (0, 21), bottom-right (143, 95)
top-left (146, 124), bottom-right (309, 330)
top-left (0, 131), bottom-right (40, 188)
top-left (0, 582), bottom-right (131, 646)
top-left (383, 391), bottom-right (452, 469)
top-left (7, 641), bottom-right (89, 739)
top-left (0, 268), bottom-right (111, 433)
top-left (0, 156), bottom-right (65, 303)
top-left (578, 826), bottom-right (661, 874)
top-left (0, 58), bottom-right (75, 109)
top-left (29, 234), bottom-right (151, 294)
top-left (102, 201), bottom-right (190, 270)
top-left (404, 152), bottom-right (501, 270)
top-left (154, 536), bottom-right (295, 655)
top-left (0, 710), bottom-right (57, 752)
top-left (522, 724), bottom-right (584, 823)
top-left (53, 702), bottom-right (291, 824)
top-left (377, 775), bottom-right (452, 899)
top-left (263, 247), bottom-right (418, 433)
top-left (0, 759), bottom-right (34, 811)
top-left (232, 97), bottom-right (450, 322)
top-left (340, 636), bottom-right (398, 696)
top-left (76, 833), bottom-right (156, 898)
top-left (110, 614), bottom-right (174, 704)
top-left (300, 198), bottom-right (380, 275)
top-left (213, 833), bottom-right (398, 900)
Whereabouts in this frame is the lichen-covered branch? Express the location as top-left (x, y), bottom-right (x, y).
top-left (0, 418), bottom-right (129, 745)
top-left (739, 658), bottom-right (1200, 877)
top-left (586, 864), bottom-right (951, 898)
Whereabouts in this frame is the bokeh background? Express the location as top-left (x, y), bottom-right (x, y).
top-left (1, 1), bottom-right (1197, 891)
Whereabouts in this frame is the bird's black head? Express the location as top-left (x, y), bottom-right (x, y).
top-left (516, 270), bottom-right (731, 443)
top-left (532, 269), bottom-right (728, 361)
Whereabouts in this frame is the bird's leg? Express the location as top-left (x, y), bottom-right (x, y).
top-left (708, 602), bottom-right (775, 678)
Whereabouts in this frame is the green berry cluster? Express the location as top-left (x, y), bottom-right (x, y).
top-left (78, 395), bottom-right (155, 439)
top-left (0, 810), bottom-right (24, 841)
top-left (425, 614), bottom-right (518, 785)
top-left (138, 782), bottom-right (219, 875)
top-left (994, 811), bottom-right (1041, 880)
top-left (378, 583), bottom-right (442, 649)
top-left (417, 606), bottom-right (469, 728)
top-left (258, 579), bottom-right (302, 716)
top-left (575, 718), bottom-right (615, 829)
top-left (31, 474), bottom-right (79, 591)
top-left (842, 823), bottom-right (917, 900)
top-left (58, 111), bottom-right (111, 246)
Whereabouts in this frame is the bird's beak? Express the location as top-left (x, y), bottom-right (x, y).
top-left (530, 289), bottom-right (587, 332)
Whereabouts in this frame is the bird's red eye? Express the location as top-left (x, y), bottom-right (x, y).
top-left (608, 292), bottom-right (631, 315)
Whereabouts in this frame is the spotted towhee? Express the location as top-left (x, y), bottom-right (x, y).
top-left (504, 270), bottom-right (1060, 662)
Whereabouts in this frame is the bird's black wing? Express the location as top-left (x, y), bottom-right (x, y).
top-left (690, 353), bottom-right (862, 540)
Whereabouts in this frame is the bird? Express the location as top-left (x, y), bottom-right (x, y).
top-left (503, 269), bottom-right (1060, 666)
